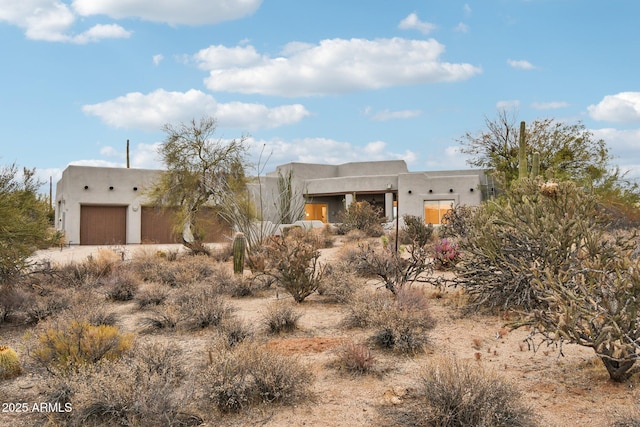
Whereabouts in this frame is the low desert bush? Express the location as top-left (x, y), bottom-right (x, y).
top-left (45, 342), bottom-right (199, 427)
top-left (103, 269), bottom-right (139, 301)
top-left (370, 287), bottom-right (435, 354)
top-left (0, 345), bottom-right (21, 379)
top-left (217, 318), bottom-right (253, 347)
top-left (334, 341), bottom-right (376, 375)
top-left (263, 302), bottom-right (302, 334)
top-left (135, 284), bottom-right (169, 309)
top-left (175, 287), bottom-right (232, 330)
top-left (202, 340), bottom-right (312, 413)
top-left (140, 303), bottom-right (182, 331)
top-left (0, 285), bottom-right (27, 323)
top-left (390, 356), bottom-right (536, 427)
top-left (317, 263), bottom-right (361, 304)
top-left (345, 287), bottom-right (435, 354)
top-left (31, 320), bottom-right (133, 372)
top-left (23, 289), bottom-right (71, 324)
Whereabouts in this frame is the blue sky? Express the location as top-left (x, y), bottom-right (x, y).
top-left (1, 0), bottom-right (639, 194)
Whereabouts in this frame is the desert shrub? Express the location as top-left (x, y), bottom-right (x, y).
top-left (342, 228), bottom-right (368, 243)
top-left (342, 290), bottom-right (389, 329)
top-left (263, 228), bottom-right (326, 303)
top-left (218, 318), bottom-right (253, 347)
top-left (140, 303), bottom-right (183, 331)
top-left (334, 341), bottom-right (376, 375)
top-left (391, 357), bottom-right (536, 427)
top-left (202, 341), bottom-right (312, 413)
top-left (23, 289), bottom-right (70, 324)
top-left (103, 269), bottom-right (139, 301)
top-left (263, 302), bottom-right (302, 334)
top-left (176, 287), bottom-right (232, 330)
top-left (210, 242), bottom-right (233, 262)
top-left (337, 200), bottom-right (384, 237)
top-left (611, 416), bottom-right (640, 427)
top-left (0, 345), bottom-right (21, 379)
top-left (45, 343), bottom-right (199, 427)
top-left (61, 293), bottom-right (119, 326)
top-left (402, 214), bottom-right (434, 248)
top-left (433, 238), bottom-right (461, 270)
top-left (0, 285), bottom-right (27, 323)
top-left (210, 265), bottom-right (254, 297)
top-left (135, 284), bottom-right (169, 309)
top-left (317, 262), bottom-right (361, 304)
top-left (31, 320), bottom-right (133, 372)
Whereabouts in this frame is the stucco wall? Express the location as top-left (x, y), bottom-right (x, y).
top-left (55, 166), bottom-right (160, 244)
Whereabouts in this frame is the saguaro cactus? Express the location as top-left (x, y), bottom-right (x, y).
top-left (233, 232), bottom-right (246, 275)
top-left (531, 152), bottom-right (540, 178)
top-left (518, 121), bottom-right (528, 180)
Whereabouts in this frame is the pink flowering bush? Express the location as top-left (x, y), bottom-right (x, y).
top-left (434, 238), bottom-right (460, 270)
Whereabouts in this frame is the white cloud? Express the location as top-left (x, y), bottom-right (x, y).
top-left (454, 22), bottom-right (469, 33)
top-left (72, 0), bottom-right (262, 25)
top-left (369, 109), bottom-right (422, 121)
top-left (591, 127), bottom-right (640, 179)
top-left (531, 101), bottom-right (569, 110)
top-left (463, 4), bottom-right (472, 16)
top-left (194, 45), bottom-right (263, 69)
top-left (588, 92), bottom-right (640, 124)
top-left (424, 145), bottom-right (471, 171)
top-left (496, 100), bottom-right (520, 109)
top-left (507, 59), bottom-right (535, 70)
top-left (0, 0), bottom-right (131, 43)
top-left (82, 89), bottom-right (310, 131)
top-left (152, 54), bottom-right (164, 65)
top-left (198, 38), bottom-right (482, 96)
top-left (398, 13), bottom-right (437, 34)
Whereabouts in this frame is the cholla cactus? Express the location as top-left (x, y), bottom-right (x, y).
top-left (0, 345), bottom-right (21, 380)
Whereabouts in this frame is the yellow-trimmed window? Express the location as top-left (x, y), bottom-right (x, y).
top-left (423, 200), bottom-right (454, 225)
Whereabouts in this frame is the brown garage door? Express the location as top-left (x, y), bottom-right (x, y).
top-left (141, 206), bottom-right (230, 244)
top-left (141, 207), bottom-right (180, 244)
top-left (80, 205), bottom-right (127, 245)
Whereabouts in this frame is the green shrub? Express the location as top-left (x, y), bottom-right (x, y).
top-left (337, 200), bottom-right (384, 237)
top-left (0, 345), bottom-right (21, 379)
top-left (32, 320), bottom-right (133, 372)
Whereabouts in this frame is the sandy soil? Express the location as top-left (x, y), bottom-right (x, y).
top-left (1, 242), bottom-right (639, 426)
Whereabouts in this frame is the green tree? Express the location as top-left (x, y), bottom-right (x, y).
top-left (0, 164), bottom-right (58, 283)
top-left (148, 116), bottom-right (248, 254)
top-left (459, 110), bottom-right (612, 188)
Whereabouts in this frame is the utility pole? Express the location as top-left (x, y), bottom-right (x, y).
top-left (126, 139), bottom-right (130, 168)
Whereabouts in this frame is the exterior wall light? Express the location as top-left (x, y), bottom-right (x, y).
top-left (408, 190), bottom-right (412, 194)
top-left (133, 187), bottom-right (138, 191)
top-left (109, 186), bottom-right (114, 191)
top-left (84, 185), bottom-right (89, 190)
top-left (428, 189), bottom-right (433, 193)
top-left (470, 188), bottom-right (474, 192)
top-left (449, 188), bottom-right (454, 193)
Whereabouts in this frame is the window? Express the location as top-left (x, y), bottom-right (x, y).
top-left (423, 200), bottom-right (454, 225)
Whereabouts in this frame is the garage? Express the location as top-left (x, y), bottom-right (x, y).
top-left (80, 205), bottom-right (127, 245)
top-left (141, 207), bottom-right (180, 244)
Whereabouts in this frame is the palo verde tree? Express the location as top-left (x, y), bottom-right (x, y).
top-left (459, 110), bottom-right (612, 188)
top-left (0, 164), bottom-right (59, 283)
top-left (147, 116), bottom-right (248, 254)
